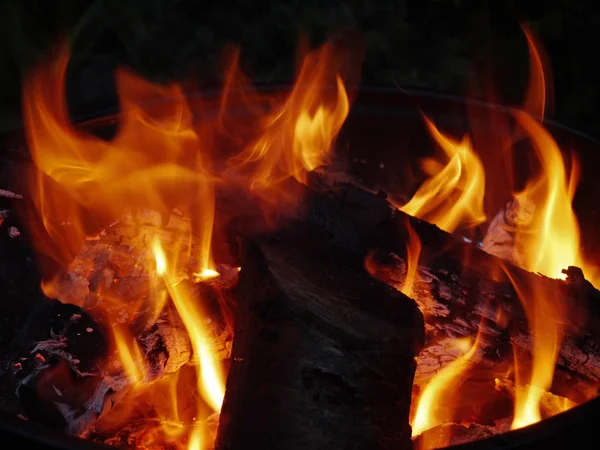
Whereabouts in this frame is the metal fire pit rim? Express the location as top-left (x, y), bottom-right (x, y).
top-left (0, 409), bottom-right (112, 450)
top-left (66, 84), bottom-right (600, 146)
top-left (443, 391), bottom-right (600, 450)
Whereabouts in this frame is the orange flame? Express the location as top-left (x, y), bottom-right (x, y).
top-left (522, 24), bottom-right (553, 120)
top-left (23, 45), bottom-right (216, 297)
top-left (21, 38), bottom-right (353, 449)
top-left (503, 35), bottom-right (582, 426)
top-left (511, 111), bottom-right (583, 280)
top-left (113, 326), bottom-right (147, 384)
top-left (225, 42), bottom-right (350, 191)
top-left (152, 238), bottom-right (225, 413)
top-left (411, 332), bottom-right (483, 447)
top-left (402, 221), bottom-right (422, 298)
top-left (506, 269), bottom-right (566, 429)
top-left (400, 116), bottom-right (486, 233)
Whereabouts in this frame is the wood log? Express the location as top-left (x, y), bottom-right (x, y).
top-left (280, 178), bottom-right (600, 386)
top-left (215, 223), bottom-right (425, 450)
top-left (0, 278), bottom-right (233, 437)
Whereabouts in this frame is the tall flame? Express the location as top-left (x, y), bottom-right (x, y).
top-left (507, 268), bottom-right (566, 429)
top-left (511, 112), bottom-right (582, 279)
top-left (225, 42), bottom-right (350, 190)
top-left (504, 34), bottom-right (582, 426)
top-left (152, 238), bottom-right (225, 413)
top-left (402, 220), bottom-right (422, 298)
top-left (23, 45), bottom-right (215, 290)
top-left (400, 116), bottom-right (486, 233)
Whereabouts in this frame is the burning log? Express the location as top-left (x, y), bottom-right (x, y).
top-left (276, 178), bottom-right (600, 387)
top-left (215, 224), bottom-right (425, 450)
top-left (0, 264), bottom-right (233, 437)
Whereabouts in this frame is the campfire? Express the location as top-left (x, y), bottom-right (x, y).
top-left (1, 25), bottom-right (599, 450)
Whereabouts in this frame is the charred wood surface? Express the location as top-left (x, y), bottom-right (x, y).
top-left (0, 279), bottom-right (232, 437)
top-left (287, 178), bottom-right (600, 385)
top-left (215, 224), bottom-right (424, 450)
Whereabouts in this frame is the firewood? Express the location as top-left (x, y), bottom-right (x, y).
top-left (0, 279), bottom-right (232, 437)
top-left (272, 178), bottom-right (600, 385)
top-left (215, 224), bottom-right (425, 450)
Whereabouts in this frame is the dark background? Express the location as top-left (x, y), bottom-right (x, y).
top-left (0, 0), bottom-right (599, 135)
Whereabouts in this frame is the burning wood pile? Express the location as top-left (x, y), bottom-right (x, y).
top-left (1, 25), bottom-right (599, 450)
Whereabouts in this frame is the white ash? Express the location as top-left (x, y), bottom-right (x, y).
top-left (0, 188), bottom-right (23, 199)
top-left (482, 196), bottom-right (536, 267)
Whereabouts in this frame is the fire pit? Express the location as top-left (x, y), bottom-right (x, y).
top-left (0, 27), bottom-right (599, 450)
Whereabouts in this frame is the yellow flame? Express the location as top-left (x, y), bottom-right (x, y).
top-left (187, 424), bottom-right (204, 450)
top-left (508, 268), bottom-right (564, 429)
top-left (512, 111), bottom-right (582, 280)
top-left (226, 42), bottom-right (350, 190)
top-left (400, 116), bottom-right (486, 233)
top-left (402, 221), bottom-right (422, 298)
top-left (412, 335), bottom-right (480, 442)
top-left (113, 327), bottom-right (146, 383)
top-left (152, 238), bottom-right (225, 413)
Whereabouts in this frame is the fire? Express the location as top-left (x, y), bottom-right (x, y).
top-left (113, 327), bottom-right (147, 383)
top-left (225, 42), bottom-right (349, 191)
top-left (399, 116), bottom-right (486, 233)
top-left (411, 333), bottom-right (483, 447)
top-left (17, 21), bottom-right (600, 449)
top-left (402, 221), bottom-right (422, 298)
top-left (21, 36), bottom-right (353, 449)
top-left (152, 238), bottom-right (225, 413)
top-left (507, 268), bottom-right (567, 429)
top-left (402, 24), bottom-right (590, 439)
top-left (511, 112), bottom-right (582, 279)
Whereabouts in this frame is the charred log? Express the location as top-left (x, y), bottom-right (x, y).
top-left (0, 279), bottom-right (232, 437)
top-left (215, 224), bottom-right (424, 450)
top-left (247, 177), bottom-right (600, 386)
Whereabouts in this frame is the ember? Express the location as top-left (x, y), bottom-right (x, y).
top-left (0, 22), bottom-right (599, 450)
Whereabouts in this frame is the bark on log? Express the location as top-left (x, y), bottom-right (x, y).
top-left (0, 279), bottom-right (232, 437)
top-left (281, 178), bottom-right (600, 385)
top-left (215, 224), bottom-right (425, 450)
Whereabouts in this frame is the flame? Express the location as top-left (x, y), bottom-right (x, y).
top-left (522, 24), bottom-right (553, 120)
top-left (152, 238), bottom-right (225, 413)
top-left (225, 42), bottom-right (350, 190)
top-left (399, 116), bottom-right (486, 233)
top-left (23, 45), bottom-right (216, 297)
top-left (507, 269), bottom-right (566, 429)
top-left (113, 327), bottom-right (146, 383)
top-left (21, 38), bottom-right (353, 449)
top-left (501, 42), bottom-right (579, 421)
top-left (511, 112), bottom-right (583, 279)
top-left (402, 221), bottom-right (422, 298)
top-left (411, 333), bottom-right (483, 446)
top-left (187, 425), bottom-right (204, 450)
